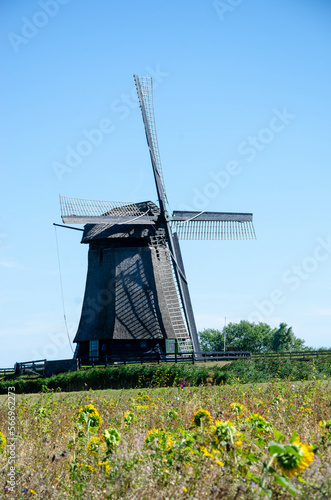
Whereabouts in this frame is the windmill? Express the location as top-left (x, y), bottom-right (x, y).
top-left (59, 75), bottom-right (256, 362)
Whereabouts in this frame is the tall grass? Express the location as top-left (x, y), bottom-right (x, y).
top-left (0, 380), bottom-right (330, 498)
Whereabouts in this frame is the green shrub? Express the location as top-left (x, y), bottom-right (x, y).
top-left (1, 356), bottom-right (330, 394)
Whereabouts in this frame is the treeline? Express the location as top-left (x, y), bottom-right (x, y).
top-left (198, 320), bottom-right (329, 354)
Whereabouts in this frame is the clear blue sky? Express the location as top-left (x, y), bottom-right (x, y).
top-left (1, 0), bottom-right (330, 366)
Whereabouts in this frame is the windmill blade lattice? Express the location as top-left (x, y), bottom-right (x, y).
top-left (171, 210), bottom-right (256, 240)
top-left (134, 75), bottom-right (168, 205)
top-left (171, 219), bottom-right (256, 240)
top-left (60, 195), bottom-right (159, 224)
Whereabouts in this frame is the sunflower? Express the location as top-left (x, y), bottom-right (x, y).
top-left (275, 437), bottom-right (314, 478)
top-left (230, 402), bottom-right (245, 415)
top-left (246, 413), bottom-right (273, 436)
top-left (103, 428), bottom-right (121, 454)
top-left (192, 409), bottom-right (212, 427)
top-left (0, 431), bottom-right (6, 453)
top-left (87, 436), bottom-right (106, 456)
top-left (212, 419), bottom-right (237, 449)
top-left (78, 404), bottom-right (102, 430)
top-left (144, 428), bottom-right (173, 451)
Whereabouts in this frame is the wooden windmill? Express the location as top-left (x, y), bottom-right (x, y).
top-left (59, 75), bottom-right (256, 361)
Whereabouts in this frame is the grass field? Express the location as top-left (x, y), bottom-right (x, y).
top-left (0, 379), bottom-right (330, 499)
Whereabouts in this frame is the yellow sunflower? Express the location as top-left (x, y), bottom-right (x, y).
top-left (0, 431), bottom-right (6, 453)
top-left (275, 437), bottom-right (314, 478)
top-left (230, 402), bottom-right (245, 415)
top-left (144, 428), bottom-right (173, 451)
top-left (192, 409), bottom-right (212, 427)
top-left (78, 404), bottom-right (102, 430)
top-left (87, 436), bottom-right (106, 456)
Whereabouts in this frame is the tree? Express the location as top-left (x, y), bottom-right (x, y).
top-left (199, 328), bottom-right (224, 352)
top-left (198, 321), bottom-right (306, 353)
top-left (198, 321), bottom-right (276, 353)
top-left (272, 323), bottom-right (306, 352)
top-left (222, 321), bottom-right (276, 353)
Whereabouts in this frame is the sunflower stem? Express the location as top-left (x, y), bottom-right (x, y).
top-left (260, 454), bottom-right (277, 490)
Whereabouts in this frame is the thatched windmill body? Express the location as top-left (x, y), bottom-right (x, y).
top-left (59, 76), bottom-right (256, 360)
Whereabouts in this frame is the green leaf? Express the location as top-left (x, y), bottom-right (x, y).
top-left (284, 445), bottom-right (301, 460)
top-left (274, 430), bottom-right (285, 442)
top-left (298, 476), bottom-right (306, 484)
top-left (274, 475), bottom-right (297, 496)
top-left (246, 471), bottom-right (260, 483)
top-left (247, 452), bottom-right (260, 462)
top-left (268, 442), bottom-right (286, 454)
top-left (290, 430), bottom-right (298, 443)
top-left (274, 475), bottom-right (291, 488)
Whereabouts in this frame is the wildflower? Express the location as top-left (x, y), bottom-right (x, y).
top-left (123, 411), bottom-right (136, 425)
top-left (246, 413), bottom-right (273, 436)
top-left (103, 428), bottom-right (121, 454)
top-left (0, 431), bottom-right (6, 453)
top-left (30, 490), bottom-right (37, 496)
top-left (319, 419), bottom-right (331, 430)
top-left (78, 404), bottom-right (102, 431)
top-left (87, 436), bottom-right (106, 456)
top-left (137, 404), bottom-right (150, 411)
top-left (200, 446), bottom-right (215, 458)
top-left (98, 460), bottom-right (111, 473)
top-left (183, 487), bottom-right (188, 492)
top-left (192, 409), bottom-right (212, 427)
top-left (212, 419), bottom-right (237, 449)
top-left (167, 409), bottom-right (178, 420)
top-left (274, 437), bottom-right (314, 478)
top-left (230, 402), bottom-right (245, 415)
top-left (136, 392), bottom-right (150, 402)
top-left (144, 428), bottom-right (173, 451)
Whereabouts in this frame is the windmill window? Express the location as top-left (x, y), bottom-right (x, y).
top-left (90, 340), bottom-right (99, 358)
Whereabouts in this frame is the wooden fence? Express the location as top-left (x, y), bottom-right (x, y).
top-left (251, 350), bottom-right (331, 360)
top-left (1, 350), bottom-right (330, 377)
top-left (0, 368), bottom-right (14, 376)
top-left (78, 351), bottom-right (251, 368)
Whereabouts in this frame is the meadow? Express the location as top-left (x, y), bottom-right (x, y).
top-left (0, 378), bottom-right (330, 499)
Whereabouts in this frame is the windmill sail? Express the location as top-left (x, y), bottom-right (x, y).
top-left (60, 195), bottom-right (158, 224)
top-left (134, 75), bottom-right (168, 208)
top-left (171, 211), bottom-right (256, 240)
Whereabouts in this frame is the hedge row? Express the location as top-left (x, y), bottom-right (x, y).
top-left (0, 356), bottom-right (330, 394)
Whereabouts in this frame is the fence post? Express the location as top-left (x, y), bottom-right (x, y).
top-left (105, 356), bottom-right (108, 368)
top-left (192, 352), bottom-right (195, 364)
